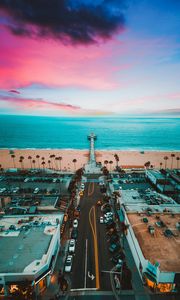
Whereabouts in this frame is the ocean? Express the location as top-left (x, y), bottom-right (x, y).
top-left (0, 115), bottom-right (180, 150)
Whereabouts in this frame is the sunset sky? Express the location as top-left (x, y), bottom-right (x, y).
top-left (0, 0), bottom-right (180, 116)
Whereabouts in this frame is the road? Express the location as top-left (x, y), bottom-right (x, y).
top-left (71, 174), bottom-right (113, 291)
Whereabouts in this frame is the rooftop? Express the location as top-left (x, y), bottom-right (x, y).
top-left (0, 215), bottom-right (63, 274)
top-left (127, 213), bottom-right (180, 272)
top-left (146, 169), bottom-right (165, 180)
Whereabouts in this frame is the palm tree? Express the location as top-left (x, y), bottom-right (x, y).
top-left (48, 160), bottom-right (51, 169)
top-left (36, 155), bottom-right (40, 169)
top-left (11, 154), bottom-right (16, 168)
top-left (160, 162), bottom-right (163, 170)
top-left (32, 159), bottom-right (36, 169)
top-left (28, 156), bottom-right (32, 168)
top-left (114, 153), bottom-right (119, 169)
top-left (72, 159), bottom-right (77, 171)
top-left (163, 156), bottom-right (169, 170)
top-left (176, 157), bottom-right (180, 169)
top-left (144, 161), bottom-right (151, 169)
top-left (19, 156), bottom-right (24, 169)
top-left (49, 154), bottom-right (55, 169)
top-left (104, 160), bottom-right (108, 167)
top-left (55, 157), bottom-right (59, 170)
top-left (19, 159), bottom-right (24, 169)
top-left (109, 160), bottom-right (113, 171)
top-left (41, 161), bottom-right (46, 170)
top-left (170, 154), bottom-right (175, 169)
top-left (59, 156), bottom-right (62, 171)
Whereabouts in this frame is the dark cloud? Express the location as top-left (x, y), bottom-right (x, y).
top-left (8, 89), bottom-right (20, 94)
top-left (0, 0), bottom-right (127, 44)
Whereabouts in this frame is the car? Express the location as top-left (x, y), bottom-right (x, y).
top-left (76, 205), bottom-right (81, 211)
top-left (100, 217), bottom-right (104, 224)
top-left (53, 178), bottom-right (57, 183)
top-left (111, 252), bottom-right (125, 264)
top-left (0, 188), bottom-right (6, 194)
top-left (24, 178), bottom-right (29, 182)
top-left (64, 255), bottom-right (73, 272)
top-left (81, 183), bottom-right (85, 188)
top-left (106, 227), bottom-right (116, 236)
top-left (109, 243), bottom-right (121, 253)
top-left (97, 200), bottom-right (102, 206)
top-left (12, 187), bottom-right (19, 193)
top-left (104, 212), bottom-right (113, 218)
top-left (71, 229), bottom-right (78, 239)
top-left (69, 239), bottom-right (75, 253)
top-left (73, 219), bottom-right (78, 228)
top-left (108, 234), bottom-right (119, 244)
top-left (79, 191), bottom-right (83, 196)
top-left (33, 188), bottom-right (39, 194)
top-left (104, 217), bottom-right (113, 224)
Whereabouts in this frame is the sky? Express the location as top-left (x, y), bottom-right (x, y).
top-left (0, 0), bottom-right (180, 116)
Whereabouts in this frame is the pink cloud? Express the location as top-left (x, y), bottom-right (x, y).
top-left (0, 26), bottom-right (127, 91)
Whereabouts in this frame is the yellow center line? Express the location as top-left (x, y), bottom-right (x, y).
top-left (88, 206), bottom-right (100, 289)
top-left (88, 182), bottom-right (94, 197)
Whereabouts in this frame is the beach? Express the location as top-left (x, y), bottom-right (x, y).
top-left (0, 149), bottom-right (179, 171)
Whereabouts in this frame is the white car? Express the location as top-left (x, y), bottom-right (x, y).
top-left (104, 212), bottom-right (113, 218)
top-left (100, 217), bottom-right (104, 224)
top-left (69, 239), bottom-right (75, 253)
top-left (24, 178), bottom-right (29, 182)
top-left (64, 255), bottom-right (73, 272)
top-left (73, 219), bottom-right (78, 228)
top-left (33, 188), bottom-right (39, 194)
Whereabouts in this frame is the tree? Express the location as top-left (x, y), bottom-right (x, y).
top-left (11, 154), bottom-right (16, 168)
top-left (160, 162), bottom-right (163, 170)
top-left (48, 160), bottom-right (51, 169)
top-left (19, 159), bottom-right (24, 169)
top-left (55, 157), bottom-right (59, 170)
top-left (36, 155), bottom-right (40, 169)
top-left (176, 157), bottom-right (180, 169)
top-left (41, 161), bottom-right (45, 170)
top-left (28, 156), bottom-right (32, 168)
top-left (72, 159), bottom-right (77, 171)
top-left (163, 156), bottom-right (169, 170)
top-left (59, 156), bottom-right (62, 171)
top-left (32, 159), bottom-right (36, 168)
top-left (109, 160), bottom-right (113, 171)
top-left (104, 160), bottom-right (108, 170)
top-left (19, 156), bottom-right (24, 169)
top-left (114, 153), bottom-right (119, 169)
top-left (144, 161), bottom-right (151, 169)
top-left (171, 153), bottom-right (175, 169)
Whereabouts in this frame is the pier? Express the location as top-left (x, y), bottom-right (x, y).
top-left (85, 133), bottom-right (100, 173)
top-left (88, 133), bottom-right (97, 165)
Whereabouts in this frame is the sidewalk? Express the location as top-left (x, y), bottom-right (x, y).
top-left (37, 226), bottom-right (70, 300)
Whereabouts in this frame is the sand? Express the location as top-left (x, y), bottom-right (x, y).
top-left (0, 149), bottom-right (179, 171)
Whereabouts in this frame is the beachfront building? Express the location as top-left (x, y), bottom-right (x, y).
top-left (118, 191), bottom-right (180, 293)
top-left (145, 169), bottom-right (166, 185)
top-left (0, 215), bottom-right (63, 298)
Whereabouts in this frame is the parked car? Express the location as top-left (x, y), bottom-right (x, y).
top-left (104, 212), bottom-right (113, 218)
top-left (111, 252), bottom-right (125, 264)
top-left (64, 255), bottom-right (73, 272)
top-left (73, 219), bottom-right (78, 228)
top-left (109, 242), bottom-right (121, 253)
top-left (71, 229), bottom-right (78, 239)
top-left (100, 216), bottom-right (104, 224)
top-left (108, 234), bottom-right (119, 244)
top-left (69, 239), bottom-right (75, 253)
top-left (33, 188), bottom-right (39, 194)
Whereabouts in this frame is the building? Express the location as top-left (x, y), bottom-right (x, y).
top-left (146, 170), bottom-right (166, 185)
top-left (119, 205), bottom-right (180, 293)
top-left (0, 214), bottom-right (63, 298)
